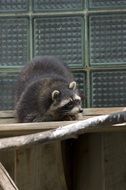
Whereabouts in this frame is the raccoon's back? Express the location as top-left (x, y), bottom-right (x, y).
top-left (21, 56), bottom-right (73, 81)
top-left (16, 56), bottom-right (74, 100)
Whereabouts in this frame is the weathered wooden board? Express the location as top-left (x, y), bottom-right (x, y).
top-left (73, 133), bottom-right (126, 190)
top-left (0, 119), bottom-right (16, 125)
top-left (73, 134), bottom-right (105, 190)
top-left (83, 107), bottom-right (125, 116)
top-left (103, 133), bottom-right (126, 190)
top-left (0, 162), bottom-right (18, 190)
top-left (0, 107), bottom-right (125, 138)
top-left (0, 108), bottom-right (125, 119)
top-left (0, 111), bottom-right (15, 118)
top-left (0, 143), bottom-right (68, 190)
top-left (0, 107), bottom-right (126, 190)
top-left (0, 150), bottom-right (15, 181)
top-left (15, 142), bottom-right (67, 190)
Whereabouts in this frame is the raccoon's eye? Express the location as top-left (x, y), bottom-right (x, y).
top-left (66, 101), bottom-right (74, 108)
top-left (75, 99), bottom-right (81, 104)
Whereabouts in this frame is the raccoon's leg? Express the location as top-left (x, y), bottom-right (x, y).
top-left (33, 114), bottom-right (54, 122)
top-left (32, 115), bottom-right (45, 122)
top-left (16, 102), bottom-right (39, 122)
top-left (23, 112), bottom-right (39, 122)
top-left (16, 111), bottom-right (39, 123)
top-left (23, 113), bottom-right (51, 122)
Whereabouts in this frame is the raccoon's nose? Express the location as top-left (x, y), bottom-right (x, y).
top-left (79, 108), bottom-right (83, 113)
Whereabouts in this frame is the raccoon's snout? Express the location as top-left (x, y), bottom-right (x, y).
top-left (69, 106), bottom-right (83, 115)
top-left (79, 108), bottom-right (83, 113)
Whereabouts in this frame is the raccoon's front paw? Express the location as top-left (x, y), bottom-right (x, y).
top-left (25, 112), bottom-right (41, 122)
top-left (76, 113), bottom-right (83, 120)
top-left (61, 115), bottom-right (72, 121)
top-left (68, 113), bottom-right (83, 121)
top-left (63, 115), bottom-right (78, 121)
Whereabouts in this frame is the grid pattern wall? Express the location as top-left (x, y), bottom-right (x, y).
top-left (0, 18), bottom-right (29, 67)
top-left (89, 0), bottom-right (126, 8)
top-left (0, 0), bottom-right (126, 110)
top-left (33, 0), bottom-right (83, 11)
top-left (0, 73), bottom-right (18, 110)
top-left (91, 71), bottom-right (126, 107)
top-left (34, 17), bottom-right (83, 68)
top-left (90, 14), bottom-right (126, 65)
top-left (0, 0), bottom-right (29, 12)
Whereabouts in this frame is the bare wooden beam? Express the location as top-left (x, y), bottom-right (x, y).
top-left (0, 162), bottom-right (18, 190)
top-left (83, 107), bottom-right (125, 116)
top-left (0, 111), bottom-right (125, 151)
top-left (0, 111), bottom-right (15, 118)
top-left (0, 108), bottom-right (125, 137)
top-left (0, 107), bottom-right (125, 118)
top-left (0, 121), bottom-right (76, 137)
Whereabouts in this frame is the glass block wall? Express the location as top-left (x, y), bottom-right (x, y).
top-left (0, 0), bottom-right (126, 110)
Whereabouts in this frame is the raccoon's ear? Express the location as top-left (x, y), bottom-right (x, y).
top-left (69, 81), bottom-right (77, 90)
top-left (52, 90), bottom-right (60, 101)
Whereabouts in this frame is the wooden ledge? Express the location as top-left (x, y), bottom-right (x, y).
top-left (0, 107), bottom-right (125, 119)
top-left (0, 107), bottom-right (125, 138)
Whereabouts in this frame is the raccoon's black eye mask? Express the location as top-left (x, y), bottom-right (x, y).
top-left (61, 99), bottom-right (81, 111)
top-left (62, 101), bottom-right (74, 110)
top-left (59, 104), bottom-right (73, 114)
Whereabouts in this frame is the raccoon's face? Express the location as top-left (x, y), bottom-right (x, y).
top-left (50, 81), bottom-right (83, 117)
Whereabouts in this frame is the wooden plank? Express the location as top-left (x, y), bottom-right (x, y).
top-left (0, 116), bottom-right (90, 125)
top-left (0, 162), bottom-right (18, 190)
top-left (0, 112), bottom-right (126, 150)
top-left (0, 117), bottom-right (95, 137)
top-left (103, 133), bottom-right (126, 190)
top-left (0, 119), bottom-right (16, 125)
top-left (0, 112), bottom-right (126, 138)
top-left (0, 150), bottom-right (15, 181)
top-left (73, 134), bottom-right (105, 190)
top-left (0, 121), bottom-right (76, 137)
top-left (72, 132), bottom-right (126, 190)
top-left (15, 142), bottom-right (67, 190)
top-left (83, 107), bottom-right (125, 116)
top-left (0, 107), bottom-right (125, 118)
top-left (0, 111), bottom-right (15, 118)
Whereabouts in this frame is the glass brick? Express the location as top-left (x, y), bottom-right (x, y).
top-left (0, 0), bottom-right (29, 12)
top-left (0, 18), bottom-right (29, 67)
top-left (90, 14), bottom-right (126, 65)
top-left (33, 17), bottom-right (84, 68)
top-left (91, 70), bottom-right (126, 107)
top-left (33, 0), bottom-right (83, 12)
top-left (89, 0), bottom-right (126, 9)
top-left (0, 73), bottom-right (18, 110)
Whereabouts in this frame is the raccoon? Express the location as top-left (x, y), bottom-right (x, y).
top-left (16, 56), bottom-right (83, 123)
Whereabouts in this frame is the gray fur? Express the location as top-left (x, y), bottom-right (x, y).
top-left (16, 56), bottom-right (83, 122)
